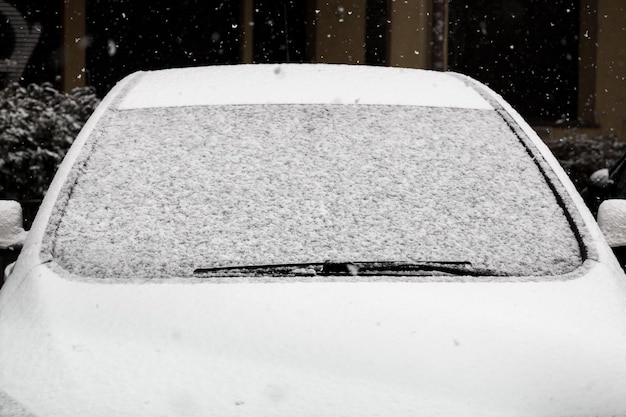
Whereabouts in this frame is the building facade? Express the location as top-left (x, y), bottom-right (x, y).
top-left (0, 0), bottom-right (624, 140)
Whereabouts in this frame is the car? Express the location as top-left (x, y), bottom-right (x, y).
top-left (580, 152), bottom-right (626, 268)
top-left (1, 64), bottom-right (626, 417)
top-left (582, 151), bottom-right (626, 212)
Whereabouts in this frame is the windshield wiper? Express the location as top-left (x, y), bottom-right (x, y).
top-left (193, 261), bottom-right (497, 277)
top-left (194, 262), bottom-right (327, 276)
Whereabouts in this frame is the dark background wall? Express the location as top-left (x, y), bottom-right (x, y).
top-left (86, 0), bottom-right (241, 96)
top-left (448, 0), bottom-right (579, 124)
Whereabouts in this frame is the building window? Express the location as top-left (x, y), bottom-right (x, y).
top-left (0, 0), bottom-right (61, 89)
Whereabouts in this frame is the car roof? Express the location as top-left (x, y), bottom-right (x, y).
top-left (116, 64), bottom-right (494, 110)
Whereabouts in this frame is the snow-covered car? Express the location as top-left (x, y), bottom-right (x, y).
top-left (1, 64), bottom-right (626, 417)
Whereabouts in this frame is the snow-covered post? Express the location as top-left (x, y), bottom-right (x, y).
top-left (0, 200), bottom-right (27, 287)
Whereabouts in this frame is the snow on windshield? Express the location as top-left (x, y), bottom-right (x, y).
top-left (46, 104), bottom-right (582, 278)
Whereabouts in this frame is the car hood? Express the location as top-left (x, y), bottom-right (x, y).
top-left (1, 262), bottom-right (626, 417)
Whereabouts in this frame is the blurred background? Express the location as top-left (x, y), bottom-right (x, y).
top-left (0, 0), bottom-right (625, 219)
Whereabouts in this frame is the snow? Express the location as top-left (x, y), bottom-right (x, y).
top-left (2, 261), bottom-right (626, 416)
top-left (0, 391), bottom-right (34, 417)
top-left (117, 64), bottom-right (494, 110)
top-left (597, 199), bottom-right (626, 247)
top-left (45, 104), bottom-right (581, 278)
top-left (0, 201), bottom-right (27, 249)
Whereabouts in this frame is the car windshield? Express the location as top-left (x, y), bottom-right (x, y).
top-left (45, 104), bottom-right (583, 278)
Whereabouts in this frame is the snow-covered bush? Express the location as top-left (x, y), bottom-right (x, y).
top-left (549, 134), bottom-right (626, 191)
top-left (0, 83), bottom-right (100, 201)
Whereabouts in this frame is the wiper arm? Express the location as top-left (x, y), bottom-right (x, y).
top-left (194, 261), bottom-right (497, 277)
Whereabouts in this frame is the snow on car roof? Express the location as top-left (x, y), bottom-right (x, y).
top-left (117, 64), bottom-right (494, 110)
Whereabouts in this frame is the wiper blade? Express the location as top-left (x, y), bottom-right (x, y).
top-left (193, 261), bottom-right (497, 277)
top-left (194, 262), bottom-right (327, 276)
top-left (353, 261), bottom-right (493, 276)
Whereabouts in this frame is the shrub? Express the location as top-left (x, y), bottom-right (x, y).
top-left (0, 82), bottom-right (100, 201)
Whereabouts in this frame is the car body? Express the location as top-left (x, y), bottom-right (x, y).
top-left (1, 64), bottom-right (626, 417)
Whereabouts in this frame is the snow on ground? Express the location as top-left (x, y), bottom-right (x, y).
top-left (45, 104), bottom-right (581, 278)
